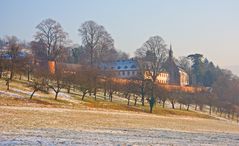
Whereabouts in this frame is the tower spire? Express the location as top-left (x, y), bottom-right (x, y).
top-left (169, 44), bottom-right (173, 58)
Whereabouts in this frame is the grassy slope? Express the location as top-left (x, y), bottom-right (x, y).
top-left (0, 77), bottom-right (213, 119)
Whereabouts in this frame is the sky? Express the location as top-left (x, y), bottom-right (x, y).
top-left (1, 0), bottom-right (239, 74)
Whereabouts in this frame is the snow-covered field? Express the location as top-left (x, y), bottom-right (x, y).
top-left (1, 128), bottom-right (239, 145)
top-left (0, 106), bottom-right (239, 145)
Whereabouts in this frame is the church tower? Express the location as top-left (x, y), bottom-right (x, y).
top-left (161, 44), bottom-right (180, 85)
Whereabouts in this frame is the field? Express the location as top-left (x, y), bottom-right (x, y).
top-left (0, 78), bottom-right (239, 145)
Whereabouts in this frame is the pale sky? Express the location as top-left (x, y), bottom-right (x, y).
top-left (1, 0), bottom-right (239, 72)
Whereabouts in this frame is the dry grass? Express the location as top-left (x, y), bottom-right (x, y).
top-left (0, 78), bottom-right (217, 119)
top-left (1, 77), bottom-right (238, 145)
top-left (0, 106), bottom-right (238, 134)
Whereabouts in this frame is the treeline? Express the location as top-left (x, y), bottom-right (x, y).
top-left (0, 18), bottom-right (239, 120)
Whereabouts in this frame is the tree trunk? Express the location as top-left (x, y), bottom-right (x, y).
top-left (141, 81), bottom-right (145, 106)
top-left (94, 88), bottom-right (97, 101)
top-left (187, 104), bottom-right (190, 111)
top-left (55, 92), bottom-right (59, 100)
top-left (30, 89), bottom-right (37, 99)
top-left (195, 104), bottom-right (197, 110)
top-left (149, 106), bottom-right (153, 113)
top-left (171, 101), bottom-right (175, 109)
top-left (109, 92), bottom-right (113, 102)
top-left (67, 86), bottom-right (70, 93)
top-left (27, 70), bottom-right (30, 81)
top-left (6, 80), bottom-right (10, 90)
top-left (0, 68), bottom-right (2, 78)
top-left (141, 95), bottom-right (145, 106)
top-left (82, 91), bottom-right (87, 100)
top-left (209, 105), bottom-right (212, 115)
top-left (220, 110), bottom-right (222, 117)
top-left (127, 95), bottom-right (130, 106)
top-left (10, 70), bottom-right (14, 80)
top-left (162, 100), bottom-right (165, 108)
top-left (231, 111), bottom-right (234, 120)
top-left (180, 104), bottom-right (182, 110)
top-left (134, 97), bottom-right (137, 106)
top-left (90, 47), bottom-right (93, 65)
top-left (199, 104), bottom-right (203, 111)
top-left (104, 88), bottom-right (106, 97)
top-left (212, 107), bottom-right (215, 113)
top-left (89, 90), bottom-right (92, 96)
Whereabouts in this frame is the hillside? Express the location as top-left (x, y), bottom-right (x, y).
top-left (1, 78), bottom-right (239, 145)
top-left (0, 78), bottom-right (214, 118)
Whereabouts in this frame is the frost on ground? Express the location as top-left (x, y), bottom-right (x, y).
top-left (11, 88), bottom-right (41, 97)
top-left (0, 90), bottom-right (23, 98)
top-left (1, 128), bottom-right (239, 145)
top-left (0, 87), bottom-right (80, 104)
top-left (0, 106), bottom-right (239, 145)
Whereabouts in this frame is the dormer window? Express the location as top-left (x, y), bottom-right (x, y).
top-left (131, 65), bottom-right (136, 68)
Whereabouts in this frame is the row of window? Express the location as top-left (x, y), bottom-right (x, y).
top-left (117, 65), bottom-right (136, 70)
top-left (118, 70), bottom-right (137, 76)
top-left (158, 80), bottom-right (168, 84)
top-left (159, 73), bottom-right (168, 78)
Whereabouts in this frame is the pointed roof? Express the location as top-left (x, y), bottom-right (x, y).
top-left (169, 44), bottom-right (173, 59)
top-left (160, 44), bottom-right (180, 84)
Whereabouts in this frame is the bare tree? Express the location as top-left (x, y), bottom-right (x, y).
top-left (48, 63), bottom-right (65, 100)
top-left (135, 36), bottom-right (168, 113)
top-left (5, 36), bottom-right (22, 80)
top-left (34, 18), bottom-right (69, 61)
top-left (177, 92), bottom-right (193, 111)
top-left (29, 63), bottom-right (49, 99)
top-left (106, 78), bottom-right (119, 102)
top-left (168, 89), bottom-right (181, 109)
top-left (155, 85), bottom-right (169, 108)
top-left (78, 20), bottom-right (115, 65)
top-left (120, 79), bottom-right (138, 106)
top-left (134, 58), bottom-right (148, 106)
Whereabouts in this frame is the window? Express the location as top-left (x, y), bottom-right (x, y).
top-left (122, 71), bottom-right (125, 76)
top-left (127, 71), bottom-right (130, 76)
top-left (117, 66), bottom-right (121, 69)
top-left (124, 66), bottom-right (128, 69)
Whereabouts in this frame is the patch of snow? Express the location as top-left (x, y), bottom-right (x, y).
top-left (11, 88), bottom-right (41, 97)
top-left (0, 90), bottom-right (23, 98)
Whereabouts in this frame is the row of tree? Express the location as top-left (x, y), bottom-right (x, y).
top-left (0, 18), bottom-right (239, 120)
